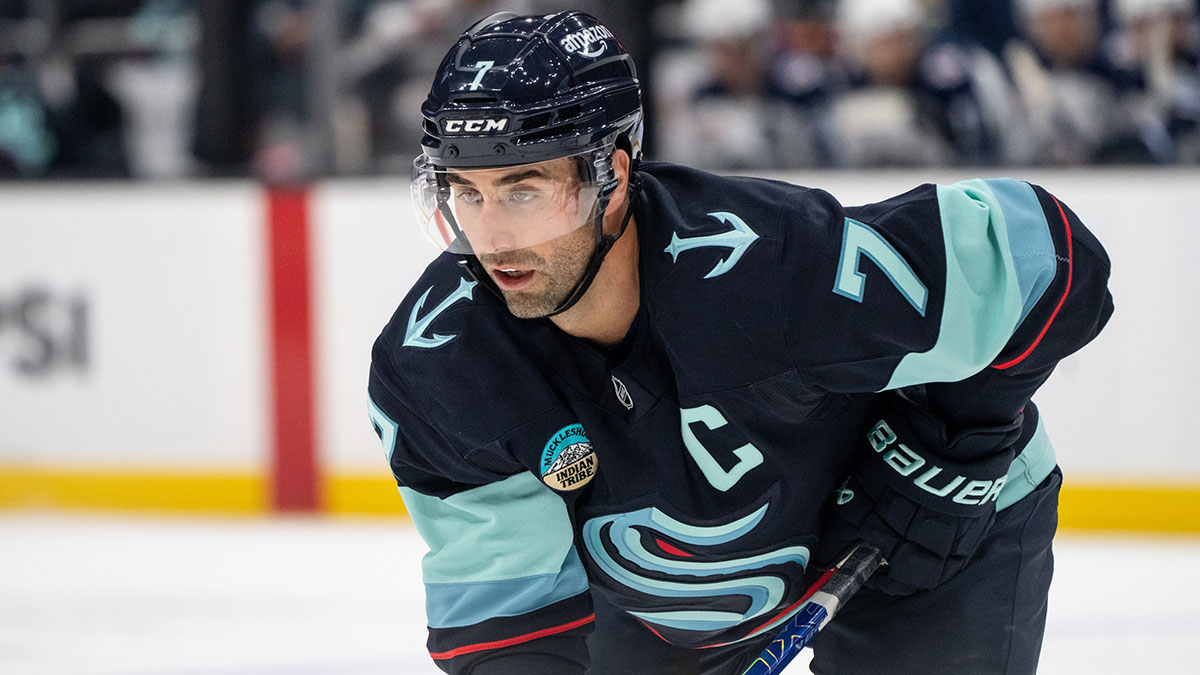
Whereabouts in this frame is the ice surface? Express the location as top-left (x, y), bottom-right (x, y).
top-left (2, 515), bottom-right (1197, 674)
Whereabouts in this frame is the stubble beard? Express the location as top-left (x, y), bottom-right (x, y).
top-left (483, 225), bottom-right (595, 319)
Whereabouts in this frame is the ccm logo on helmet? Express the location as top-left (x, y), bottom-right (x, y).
top-left (441, 118), bottom-right (509, 134)
top-left (559, 26), bottom-right (614, 58)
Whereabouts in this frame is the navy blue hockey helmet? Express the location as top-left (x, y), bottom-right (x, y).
top-left (416, 11), bottom-right (643, 169)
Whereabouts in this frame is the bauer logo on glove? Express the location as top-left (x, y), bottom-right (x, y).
top-left (815, 391), bottom-right (1024, 594)
top-left (867, 419), bottom-right (1009, 507)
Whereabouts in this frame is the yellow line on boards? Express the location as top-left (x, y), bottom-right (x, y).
top-left (0, 467), bottom-right (266, 514)
top-left (1, 467), bottom-right (1198, 533)
top-left (324, 474), bottom-right (408, 518)
top-left (1056, 483), bottom-right (1200, 534)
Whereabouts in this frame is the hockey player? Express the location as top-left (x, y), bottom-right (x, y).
top-left (368, 11), bottom-right (1113, 675)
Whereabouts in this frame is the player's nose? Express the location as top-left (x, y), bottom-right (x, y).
top-left (473, 203), bottom-right (518, 253)
top-left (478, 232), bottom-right (518, 254)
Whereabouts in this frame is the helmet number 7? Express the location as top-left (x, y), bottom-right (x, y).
top-left (468, 61), bottom-right (496, 91)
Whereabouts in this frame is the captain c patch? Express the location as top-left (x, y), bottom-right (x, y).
top-left (541, 424), bottom-right (597, 491)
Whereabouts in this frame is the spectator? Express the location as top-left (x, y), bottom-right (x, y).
top-left (192, 1), bottom-right (256, 176)
top-left (1112, 0), bottom-right (1200, 162)
top-left (248, 0), bottom-right (314, 179)
top-left (943, 0), bottom-right (1022, 59)
top-left (830, 0), bottom-right (1028, 167)
top-left (657, 0), bottom-right (833, 169)
top-left (1007, 0), bottom-right (1153, 163)
top-left (50, 58), bottom-right (131, 178)
top-left (771, 0), bottom-right (846, 166)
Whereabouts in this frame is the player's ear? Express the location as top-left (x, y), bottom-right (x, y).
top-left (603, 148), bottom-right (631, 222)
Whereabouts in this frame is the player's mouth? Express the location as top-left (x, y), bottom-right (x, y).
top-left (491, 266), bottom-right (536, 291)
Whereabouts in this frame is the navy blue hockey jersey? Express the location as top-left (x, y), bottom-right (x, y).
top-left (367, 162), bottom-right (1112, 674)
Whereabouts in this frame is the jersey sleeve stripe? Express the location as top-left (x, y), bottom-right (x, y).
top-left (992, 194), bottom-right (1074, 370)
top-left (429, 613), bottom-right (597, 661)
top-left (399, 472), bottom-right (587, 627)
top-left (425, 548), bottom-right (589, 628)
top-left (982, 178), bottom-right (1056, 330)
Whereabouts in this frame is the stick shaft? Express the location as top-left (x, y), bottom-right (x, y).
top-left (739, 544), bottom-right (884, 675)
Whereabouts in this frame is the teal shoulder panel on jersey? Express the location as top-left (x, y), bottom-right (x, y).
top-left (982, 178), bottom-right (1056, 330)
top-left (884, 179), bottom-right (1056, 390)
top-left (399, 472), bottom-right (587, 628)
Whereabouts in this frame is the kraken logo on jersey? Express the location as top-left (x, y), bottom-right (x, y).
top-left (403, 277), bottom-right (478, 349)
top-left (664, 211), bottom-right (760, 279)
top-left (541, 424), bottom-right (598, 491)
top-left (582, 503), bottom-right (811, 647)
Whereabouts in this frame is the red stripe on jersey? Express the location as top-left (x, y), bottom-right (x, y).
top-left (638, 618), bottom-right (673, 644)
top-left (993, 195), bottom-right (1074, 371)
top-left (429, 613), bottom-right (596, 661)
top-left (656, 538), bottom-right (695, 558)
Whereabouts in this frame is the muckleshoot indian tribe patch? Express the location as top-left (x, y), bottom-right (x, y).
top-left (541, 424), bottom-right (598, 491)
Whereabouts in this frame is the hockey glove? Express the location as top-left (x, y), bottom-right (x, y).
top-left (817, 391), bottom-right (1022, 595)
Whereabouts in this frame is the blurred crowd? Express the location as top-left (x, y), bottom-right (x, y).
top-left (663, 0), bottom-right (1200, 168)
top-left (1, 0), bottom-right (1198, 179)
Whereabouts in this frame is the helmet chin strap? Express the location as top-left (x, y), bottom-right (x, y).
top-left (543, 172), bottom-right (640, 318)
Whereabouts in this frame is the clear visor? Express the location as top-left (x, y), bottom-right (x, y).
top-left (412, 147), bottom-right (613, 255)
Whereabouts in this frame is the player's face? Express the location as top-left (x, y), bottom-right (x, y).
top-left (446, 157), bottom-right (588, 254)
top-left (448, 158), bottom-right (597, 318)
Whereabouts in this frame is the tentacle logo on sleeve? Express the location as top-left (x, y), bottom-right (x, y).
top-left (582, 503), bottom-right (810, 645)
top-left (403, 277), bottom-right (478, 349)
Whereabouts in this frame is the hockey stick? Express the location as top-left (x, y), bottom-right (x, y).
top-left (739, 543), bottom-right (885, 675)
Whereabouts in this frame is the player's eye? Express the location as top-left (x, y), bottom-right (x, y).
top-left (455, 189), bottom-right (483, 206)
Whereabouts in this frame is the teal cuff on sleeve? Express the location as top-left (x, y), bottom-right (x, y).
top-left (996, 413), bottom-right (1056, 511)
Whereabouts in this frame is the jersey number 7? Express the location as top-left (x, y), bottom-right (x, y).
top-left (833, 218), bottom-right (928, 317)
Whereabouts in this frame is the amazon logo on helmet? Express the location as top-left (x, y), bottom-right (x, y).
top-left (559, 25), bottom-right (616, 58)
